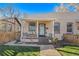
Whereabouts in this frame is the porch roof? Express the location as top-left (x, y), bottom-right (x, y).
top-left (24, 18), bottom-right (54, 21)
top-left (23, 12), bottom-right (79, 21)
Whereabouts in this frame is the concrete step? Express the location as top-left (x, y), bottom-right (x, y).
top-left (22, 35), bottom-right (37, 39)
top-left (38, 37), bottom-right (49, 44)
top-left (21, 39), bottom-right (38, 43)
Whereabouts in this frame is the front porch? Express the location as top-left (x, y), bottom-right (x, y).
top-left (20, 19), bottom-right (54, 44)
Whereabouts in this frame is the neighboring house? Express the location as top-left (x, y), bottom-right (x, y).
top-left (0, 18), bottom-right (21, 32)
top-left (0, 18), bottom-right (21, 43)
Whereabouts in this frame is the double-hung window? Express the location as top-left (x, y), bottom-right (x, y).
top-left (29, 22), bottom-right (36, 32)
top-left (54, 22), bottom-right (60, 34)
top-left (67, 22), bottom-right (73, 33)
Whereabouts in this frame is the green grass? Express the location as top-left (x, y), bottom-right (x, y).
top-left (0, 45), bottom-right (40, 56)
top-left (56, 45), bottom-right (79, 56)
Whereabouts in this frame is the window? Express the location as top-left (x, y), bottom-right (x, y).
top-left (29, 22), bottom-right (36, 31)
top-left (0, 23), bottom-right (12, 32)
top-left (7, 24), bottom-right (12, 32)
top-left (67, 22), bottom-right (73, 33)
top-left (54, 22), bottom-right (60, 34)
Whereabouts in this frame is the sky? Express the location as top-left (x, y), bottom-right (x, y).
top-left (0, 3), bottom-right (60, 14)
top-left (0, 3), bottom-right (76, 14)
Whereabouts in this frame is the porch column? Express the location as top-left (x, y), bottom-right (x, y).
top-left (36, 20), bottom-right (39, 38)
top-left (52, 20), bottom-right (55, 38)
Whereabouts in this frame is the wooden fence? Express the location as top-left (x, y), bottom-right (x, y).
top-left (63, 34), bottom-right (79, 44)
top-left (0, 31), bottom-right (21, 44)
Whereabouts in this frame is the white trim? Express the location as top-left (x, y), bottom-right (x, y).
top-left (36, 20), bottom-right (39, 38)
top-left (52, 20), bottom-right (55, 38)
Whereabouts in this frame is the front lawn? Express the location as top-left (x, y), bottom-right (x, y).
top-left (56, 45), bottom-right (79, 56)
top-left (0, 45), bottom-right (40, 56)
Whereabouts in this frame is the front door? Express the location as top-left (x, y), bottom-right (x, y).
top-left (39, 23), bottom-right (46, 37)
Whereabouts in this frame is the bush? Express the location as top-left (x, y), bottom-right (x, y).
top-left (51, 37), bottom-right (59, 44)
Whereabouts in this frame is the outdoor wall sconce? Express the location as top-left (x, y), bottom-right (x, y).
top-left (46, 27), bottom-right (48, 29)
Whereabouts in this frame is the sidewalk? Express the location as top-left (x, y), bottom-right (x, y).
top-left (40, 45), bottom-right (61, 56)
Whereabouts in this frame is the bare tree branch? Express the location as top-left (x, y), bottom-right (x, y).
top-left (0, 4), bottom-right (24, 19)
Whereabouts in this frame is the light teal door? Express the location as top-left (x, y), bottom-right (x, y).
top-left (39, 24), bottom-right (45, 37)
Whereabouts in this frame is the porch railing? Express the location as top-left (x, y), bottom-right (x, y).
top-left (22, 32), bottom-right (37, 39)
top-left (63, 34), bottom-right (79, 44)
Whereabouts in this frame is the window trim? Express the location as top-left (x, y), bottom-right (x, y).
top-left (29, 22), bottom-right (36, 32)
top-left (67, 22), bottom-right (73, 33)
top-left (54, 22), bottom-right (60, 34)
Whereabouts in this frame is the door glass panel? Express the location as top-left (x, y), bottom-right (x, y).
top-left (39, 24), bottom-right (45, 35)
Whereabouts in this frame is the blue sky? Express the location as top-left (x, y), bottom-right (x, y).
top-left (0, 3), bottom-right (60, 14)
top-left (0, 3), bottom-right (76, 14)
top-left (14, 3), bottom-right (60, 14)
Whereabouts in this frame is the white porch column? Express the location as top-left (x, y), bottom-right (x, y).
top-left (52, 20), bottom-right (55, 38)
top-left (36, 20), bottom-right (39, 38)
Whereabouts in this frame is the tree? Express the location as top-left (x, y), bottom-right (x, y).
top-left (0, 5), bottom-right (22, 19)
top-left (0, 4), bottom-right (24, 42)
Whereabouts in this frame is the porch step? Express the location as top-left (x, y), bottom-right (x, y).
top-left (22, 34), bottom-right (37, 39)
top-left (38, 37), bottom-right (49, 44)
top-left (21, 39), bottom-right (38, 43)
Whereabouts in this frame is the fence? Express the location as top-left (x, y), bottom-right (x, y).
top-left (63, 34), bottom-right (79, 44)
top-left (0, 31), bottom-right (21, 44)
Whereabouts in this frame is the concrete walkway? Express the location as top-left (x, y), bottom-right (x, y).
top-left (4, 41), bottom-right (40, 47)
top-left (40, 45), bottom-right (61, 56)
top-left (4, 41), bottom-right (61, 56)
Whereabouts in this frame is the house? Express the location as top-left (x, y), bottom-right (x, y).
top-left (19, 5), bottom-right (79, 44)
top-left (19, 12), bottom-right (79, 43)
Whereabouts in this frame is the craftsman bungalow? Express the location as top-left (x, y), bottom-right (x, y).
top-left (18, 4), bottom-right (79, 44)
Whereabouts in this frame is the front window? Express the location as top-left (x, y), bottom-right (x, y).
top-left (0, 23), bottom-right (12, 32)
top-left (6, 24), bottom-right (12, 32)
top-left (67, 22), bottom-right (73, 33)
top-left (29, 22), bottom-right (36, 32)
top-left (0, 23), bottom-right (6, 32)
top-left (54, 22), bottom-right (60, 34)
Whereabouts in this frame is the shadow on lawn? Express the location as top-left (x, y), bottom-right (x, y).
top-left (68, 47), bottom-right (79, 51)
top-left (0, 45), bottom-right (40, 56)
top-left (58, 49), bottom-right (79, 55)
